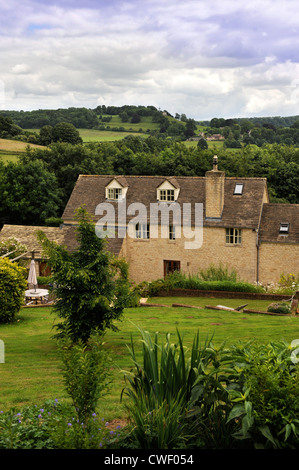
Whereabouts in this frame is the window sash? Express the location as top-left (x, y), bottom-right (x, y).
top-left (164, 260), bottom-right (180, 277)
top-left (135, 223), bottom-right (150, 239)
top-left (226, 228), bottom-right (242, 244)
top-left (169, 225), bottom-right (176, 240)
top-left (159, 189), bottom-right (175, 201)
top-left (108, 187), bottom-right (122, 200)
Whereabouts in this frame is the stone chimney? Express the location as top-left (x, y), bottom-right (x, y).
top-left (205, 155), bottom-right (225, 219)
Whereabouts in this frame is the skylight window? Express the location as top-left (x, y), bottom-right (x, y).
top-left (279, 223), bottom-right (289, 234)
top-left (234, 183), bottom-right (243, 195)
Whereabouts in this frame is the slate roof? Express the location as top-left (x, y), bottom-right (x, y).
top-left (259, 203), bottom-right (299, 243)
top-left (62, 174), bottom-right (268, 229)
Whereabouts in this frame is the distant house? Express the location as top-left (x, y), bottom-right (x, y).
top-left (1, 157), bottom-right (298, 285)
top-left (206, 134), bottom-right (225, 141)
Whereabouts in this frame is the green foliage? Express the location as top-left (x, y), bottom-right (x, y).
top-left (198, 263), bottom-right (239, 282)
top-left (44, 216), bottom-right (64, 226)
top-left (0, 237), bottom-right (28, 266)
top-left (52, 122), bottom-right (82, 145)
top-left (267, 302), bottom-right (291, 314)
top-left (145, 271), bottom-right (264, 296)
top-left (121, 327), bottom-right (214, 448)
top-left (0, 258), bottom-right (27, 323)
top-left (226, 341), bottom-right (299, 449)
top-left (36, 275), bottom-right (52, 286)
top-left (122, 328), bottom-right (299, 449)
top-left (37, 206), bottom-right (131, 343)
top-left (0, 159), bottom-right (61, 225)
top-left (0, 399), bottom-right (119, 449)
top-left (278, 272), bottom-right (299, 293)
top-left (57, 333), bottom-right (111, 429)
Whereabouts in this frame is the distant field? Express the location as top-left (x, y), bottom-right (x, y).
top-left (0, 138), bottom-right (45, 152)
top-left (0, 138), bottom-right (47, 164)
top-left (78, 128), bottom-right (147, 142)
top-left (99, 114), bottom-right (159, 132)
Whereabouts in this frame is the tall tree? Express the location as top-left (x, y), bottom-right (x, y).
top-left (37, 207), bottom-right (131, 344)
top-left (0, 160), bottom-right (61, 226)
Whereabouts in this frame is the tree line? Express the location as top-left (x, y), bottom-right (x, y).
top-left (0, 135), bottom-right (298, 228)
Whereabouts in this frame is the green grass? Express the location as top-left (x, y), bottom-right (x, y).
top-left (1, 298), bottom-right (299, 419)
top-left (0, 152), bottom-right (19, 164)
top-left (78, 128), bottom-right (147, 142)
top-left (99, 115), bottom-right (160, 132)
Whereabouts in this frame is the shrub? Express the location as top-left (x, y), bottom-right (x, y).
top-left (227, 341), bottom-right (299, 449)
top-left (0, 399), bottom-right (119, 449)
top-left (267, 302), bottom-right (291, 314)
top-left (121, 328), bottom-right (299, 449)
top-left (198, 263), bottom-right (239, 282)
top-left (152, 271), bottom-right (264, 294)
top-left (0, 258), bottom-right (27, 323)
top-left (36, 276), bottom-right (52, 286)
top-left (57, 333), bottom-right (111, 428)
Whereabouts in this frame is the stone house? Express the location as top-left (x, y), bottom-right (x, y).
top-left (60, 157), bottom-right (299, 285)
top-left (1, 157), bottom-right (298, 285)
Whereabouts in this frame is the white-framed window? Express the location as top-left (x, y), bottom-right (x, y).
top-left (279, 223), bottom-right (289, 234)
top-left (226, 228), bottom-right (242, 245)
top-left (135, 223), bottom-right (150, 239)
top-left (169, 225), bottom-right (176, 240)
top-left (234, 183), bottom-right (244, 195)
top-left (159, 189), bottom-right (175, 201)
top-left (107, 187), bottom-right (122, 200)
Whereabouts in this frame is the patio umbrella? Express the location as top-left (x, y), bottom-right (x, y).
top-left (28, 259), bottom-right (38, 291)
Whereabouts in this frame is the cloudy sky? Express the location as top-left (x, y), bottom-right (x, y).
top-left (1, 0), bottom-right (299, 120)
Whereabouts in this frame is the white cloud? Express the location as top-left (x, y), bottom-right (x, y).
top-left (1, 0), bottom-right (299, 118)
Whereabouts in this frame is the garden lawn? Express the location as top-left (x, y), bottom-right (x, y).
top-left (1, 298), bottom-right (299, 420)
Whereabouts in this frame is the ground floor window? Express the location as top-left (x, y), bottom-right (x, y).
top-left (164, 260), bottom-right (180, 277)
top-left (226, 228), bottom-right (242, 245)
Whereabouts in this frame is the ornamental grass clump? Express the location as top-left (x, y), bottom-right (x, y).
top-left (121, 327), bottom-right (216, 448)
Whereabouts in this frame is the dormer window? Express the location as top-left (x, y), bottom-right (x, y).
top-left (279, 223), bottom-right (289, 234)
top-left (234, 183), bottom-right (243, 195)
top-left (157, 180), bottom-right (180, 202)
top-left (159, 189), bottom-right (175, 201)
top-left (108, 187), bottom-right (122, 200)
top-left (105, 178), bottom-right (128, 200)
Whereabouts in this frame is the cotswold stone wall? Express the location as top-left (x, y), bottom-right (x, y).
top-left (122, 226), bottom-right (258, 284)
top-left (259, 242), bottom-right (299, 284)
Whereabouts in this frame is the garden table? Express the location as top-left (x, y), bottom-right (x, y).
top-left (25, 289), bottom-right (49, 305)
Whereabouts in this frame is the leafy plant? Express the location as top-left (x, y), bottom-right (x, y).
top-left (121, 327), bottom-right (215, 448)
top-left (267, 302), bottom-right (291, 314)
top-left (148, 270), bottom-right (264, 294)
top-left (0, 400), bottom-right (120, 449)
top-left (227, 341), bottom-right (299, 449)
top-left (37, 206), bottom-right (131, 344)
top-left (0, 257), bottom-right (27, 323)
top-left (198, 263), bottom-right (239, 282)
top-left (57, 332), bottom-right (111, 428)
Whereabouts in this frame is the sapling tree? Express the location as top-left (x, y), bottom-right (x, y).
top-left (37, 206), bottom-right (131, 344)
